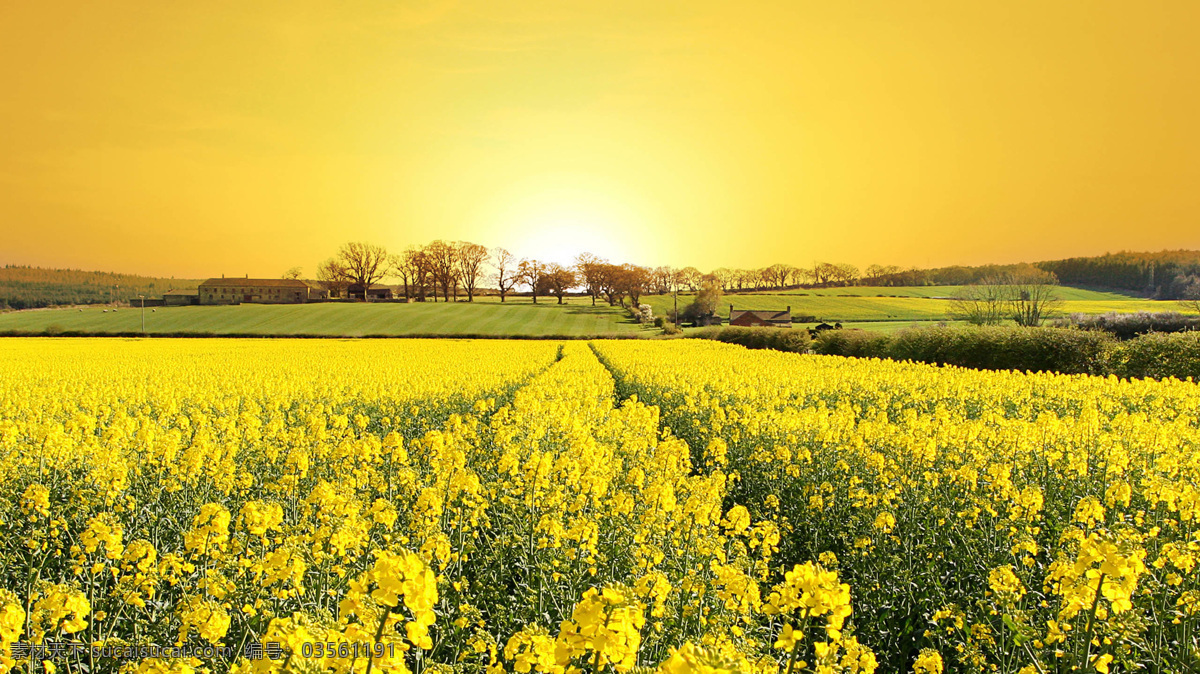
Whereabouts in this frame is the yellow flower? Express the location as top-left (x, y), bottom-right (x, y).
top-left (21, 484), bottom-right (51, 518)
top-left (912, 648), bottom-right (943, 674)
top-left (176, 595), bottom-right (230, 645)
top-left (81, 512), bottom-right (125, 559)
top-left (238, 500), bottom-right (284, 538)
top-left (873, 512), bottom-right (896, 534)
top-left (555, 586), bottom-right (645, 673)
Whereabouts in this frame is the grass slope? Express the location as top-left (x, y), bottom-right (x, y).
top-left (643, 290), bottom-right (1195, 324)
top-left (0, 299), bottom-right (645, 337)
top-left (757, 285), bottom-right (1140, 300)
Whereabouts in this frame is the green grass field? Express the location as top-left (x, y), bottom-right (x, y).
top-left (760, 285), bottom-right (1141, 300)
top-left (1, 286), bottom-right (1192, 337)
top-left (0, 298), bottom-right (648, 337)
top-left (643, 291), bottom-right (1195, 324)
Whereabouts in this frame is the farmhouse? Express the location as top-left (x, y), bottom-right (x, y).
top-left (199, 277), bottom-right (311, 305)
top-left (729, 305), bottom-right (792, 328)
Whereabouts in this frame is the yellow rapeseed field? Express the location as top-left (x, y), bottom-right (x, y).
top-left (0, 338), bottom-right (1196, 674)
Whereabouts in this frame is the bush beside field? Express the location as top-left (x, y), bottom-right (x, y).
top-left (1055, 310), bottom-right (1200, 339)
top-left (1106, 330), bottom-right (1200, 380)
top-left (812, 325), bottom-right (1200, 380)
top-left (692, 326), bottom-right (811, 353)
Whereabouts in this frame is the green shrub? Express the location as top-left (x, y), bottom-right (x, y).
top-left (811, 329), bottom-right (892, 358)
top-left (814, 325), bottom-right (1114, 374)
top-left (1056, 311), bottom-right (1200, 339)
top-left (661, 322), bottom-right (682, 336)
top-left (1109, 332), bottom-right (1200, 380)
top-left (889, 325), bottom-right (1113, 374)
top-left (693, 326), bottom-right (810, 353)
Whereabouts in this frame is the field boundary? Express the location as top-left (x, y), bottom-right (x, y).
top-left (0, 330), bottom-right (645, 340)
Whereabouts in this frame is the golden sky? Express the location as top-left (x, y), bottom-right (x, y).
top-left (2, 1), bottom-right (1199, 278)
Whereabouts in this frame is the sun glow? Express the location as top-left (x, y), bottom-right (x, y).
top-left (485, 177), bottom-right (658, 267)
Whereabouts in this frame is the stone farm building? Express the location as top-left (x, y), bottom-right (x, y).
top-left (199, 277), bottom-right (312, 305)
top-left (347, 283), bottom-right (394, 301)
top-left (729, 306), bottom-right (793, 328)
top-left (163, 289), bottom-right (199, 306)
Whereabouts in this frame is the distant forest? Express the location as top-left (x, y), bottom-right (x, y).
top-left (0, 266), bottom-right (200, 310)
top-left (869, 250), bottom-right (1200, 299)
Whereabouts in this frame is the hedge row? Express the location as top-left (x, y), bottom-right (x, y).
top-left (693, 326), bottom-right (812, 353)
top-left (1106, 331), bottom-right (1200, 380)
top-left (810, 325), bottom-right (1200, 380)
top-left (1054, 311), bottom-right (1200, 339)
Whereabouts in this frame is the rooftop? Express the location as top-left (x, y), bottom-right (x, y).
top-left (199, 278), bottom-right (309, 288)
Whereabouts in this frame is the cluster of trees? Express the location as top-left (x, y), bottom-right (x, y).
top-left (314, 242), bottom-right (663, 306)
top-left (865, 250), bottom-right (1200, 297)
top-left (0, 266), bottom-right (199, 311)
top-left (651, 263), bottom-right (862, 292)
top-left (950, 267), bottom-right (1064, 327)
top-left (1037, 250), bottom-right (1200, 299)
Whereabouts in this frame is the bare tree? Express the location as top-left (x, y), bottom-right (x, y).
top-left (779, 264), bottom-right (799, 288)
top-left (543, 264), bottom-right (577, 304)
top-left (426, 240), bottom-right (459, 302)
top-left (518, 259), bottom-right (545, 304)
top-left (812, 262), bottom-right (838, 285)
top-left (622, 264), bottom-right (652, 307)
top-left (597, 263), bottom-right (625, 306)
top-left (392, 249), bottom-right (429, 301)
top-left (456, 242), bottom-right (489, 302)
top-left (390, 253), bottom-right (410, 300)
top-left (677, 267), bottom-right (702, 292)
top-left (763, 264), bottom-right (788, 288)
top-left (864, 264), bottom-right (901, 285)
top-left (316, 258), bottom-right (350, 298)
top-left (399, 247), bottom-right (434, 301)
top-left (793, 267), bottom-right (815, 286)
top-left (282, 267), bottom-right (303, 280)
top-left (754, 268), bottom-right (770, 290)
top-left (1008, 268), bottom-right (1062, 326)
top-left (1178, 276), bottom-right (1200, 314)
top-left (710, 268), bottom-right (734, 291)
top-left (833, 263), bottom-right (860, 286)
top-left (492, 247), bottom-right (519, 303)
top-left (574, 253), bottom-right (606, 306)
top-left (734, 269), bottom-right (754, 290)
top-left (325, 242), bottom-right (390, 301)
top-left (651, 266), bottom-right (674, 295)
top-left (950, 275), bottom-right (1009, 326)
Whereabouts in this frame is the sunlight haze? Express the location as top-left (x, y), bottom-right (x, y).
top-left (2, 0), bottom-right (1199, 277)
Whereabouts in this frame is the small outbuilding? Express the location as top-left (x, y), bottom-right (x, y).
top-left (729, 305), bottom-right (793, 328)
top-left (163, 289), bottom-right (199, 306)
top-left (346, 284), bottom-right (394, 301)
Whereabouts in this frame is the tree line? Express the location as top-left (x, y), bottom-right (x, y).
top-left (311, 241), bottom-right (876, 305)
top-left (315, 241), bottom-right (669, 306)
top-left (867, 250), bottom-right (1200, 300)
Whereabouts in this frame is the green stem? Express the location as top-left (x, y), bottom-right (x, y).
top-left (365, 606), bottom-right (392, 674)
top-left (784, 638), bottom-right (802, 674)
top-left (1080, 572), bottom-right (1106, 671)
